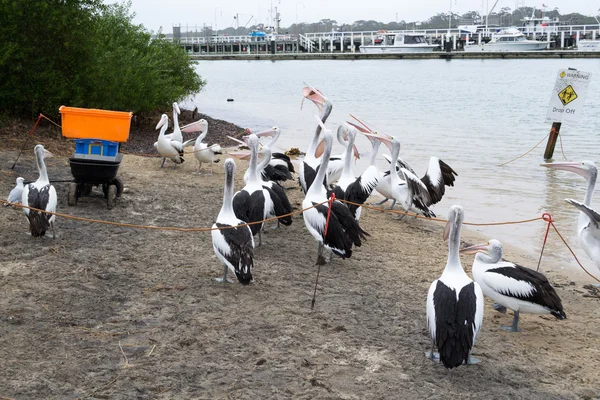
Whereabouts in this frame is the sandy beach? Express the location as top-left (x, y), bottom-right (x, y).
top-left (1, 134), bottom-right (599, 399)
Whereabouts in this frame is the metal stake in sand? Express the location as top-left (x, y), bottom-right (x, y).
top-left (311, 193), bottom-right (335, 310)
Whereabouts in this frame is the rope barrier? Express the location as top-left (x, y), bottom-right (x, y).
top-left (496, 132), bottom-right (550, 167)
top-left (558, 133), bottom-right (569, 161)
top-left (0, 198), bottom-right (328, 233)
top-left (548, 221), bottom-right (600, 283)
top-left (537, 212), bottom-right (554, 271)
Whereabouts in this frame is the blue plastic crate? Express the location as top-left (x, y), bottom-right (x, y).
top-left (75, 139), bottom-right (118, 157)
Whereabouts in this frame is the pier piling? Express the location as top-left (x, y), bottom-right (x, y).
top-left (543, 122), bottom-right (562, 160)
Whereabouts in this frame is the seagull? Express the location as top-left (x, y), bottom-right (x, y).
top-left (21, 145), bottom-right (58, 238)
top-left (426, 205), bottom-right (484, 369)
top-left (5, 177), bottom-right (24, 207)
top-left (461, 239), bottom-right (566, 332)
top-left (155, 114), bottom-right (185, 167)
top-left (541, 161), bottom-right (600, 273)
top-left (212, 158), bottom-right (254, 284)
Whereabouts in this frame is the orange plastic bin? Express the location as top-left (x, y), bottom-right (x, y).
top-left (59, 106), bottom-right (132, 143)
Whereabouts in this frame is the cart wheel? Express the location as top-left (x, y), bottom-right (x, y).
top-left (107, 185), bottom-right (117, 210)
top-left (68, 183), bottom-right (78, 206)
top-left (83, 184), bottom-right (93, 196)
top-left (113, 178), bottom-right (124, 197)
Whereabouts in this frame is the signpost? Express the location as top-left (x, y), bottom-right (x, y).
top-left (544, 68), bottom-right (592, 159)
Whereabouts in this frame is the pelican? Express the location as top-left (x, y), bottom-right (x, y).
top-left (190, 119), bottom-right (222, 175)
top-left (22, 145), bottom-right (58, 238)
top-left (302, 119), bottom-right (368, 265)
top-left (256, 146), bottom-right (293, 228)
top-left (542, 161), bottom-right (600, 271)
top-left (252, 127), bottom-right (295, 183)
top-left (153, 103), bottom-right (184, 167)
top-left (232, 134), bottom-right (276, 246)
top-left (368, 135), bottom-right (435, 218)
top-left (461, 239), bottom-right (566, 332)
top-left (299, 85), bottom-right (333, 193)
top-left (155, 114), bottom-right (184, 167)
top-left (212, 158), bottom-right (254, 284)
top-left (5, 177), bottom-right (24, 207)
top-left (328, 124), bottom-right (379, 220)
top-left (426, 205), bottom-right (484, 369)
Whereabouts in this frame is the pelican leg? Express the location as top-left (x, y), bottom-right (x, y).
top-left (387, 199), bottom-right (397, 210)
top-left (258, 230), bottom-right (263, 247)
top-left (193, 161), bottom-right (202, 175)
top-left (316, 242), bottom-right (326, 266)
top-left (500, 310), bottom-right (521, 332)
top-left (466, 353), bottom-right (481, 365)
top-left (51, 222), bottom-right (57, 240)
top-left (160, 157), bottom-right (166, 168)
top-left (492, 302), bottom-right (507, 314)
top-left (215, 264), bottom-right (233, 283)
top-left (425, 340), bottom-right (439, 362)
top-left (327, 248), bottom-right (333, 263)
top-left (370, 198), bottom-right (388, 206)
top-left (395, 210), bottom-right (410, 221)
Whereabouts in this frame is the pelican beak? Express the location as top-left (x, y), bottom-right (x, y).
top-left (155, 115), bottom-right (167, 130)
top-left (315, 139), bottom-right (325, 158)
top-left (43, 149), bottom-right (54, 159)
top-left (229, 151), bottom-right (251, 161)
top-left (255, 127), bottom-right (277, 138)
top-left (302, 84), bottom-right (326, 112)
top-left (353, 144), bottom-right (360, 160)
top-left (443, 219), bottom-right (451, 241)
top-left (541, 161), bottom-right (588, 178)
top-left (460, 243), bottom-right (489, 255)
top-left (227, 135), bottom-right (247, 146)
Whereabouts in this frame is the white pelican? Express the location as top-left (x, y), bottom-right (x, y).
top-left (5, 177), bottom-right (24, 207)
top-left (328, 124), bottom-right (379, 221)
top-left (212, 158), bottom-right (254, 284)
top-left (302, 120), bottom-right (368, 265)
top-left (153, 103), bottom-right (185, 167)
top-left (232, 134), bottom-right (276, 246)
top-left (22, 145), bottom-right (58, 238)
top-left (542, 161), bottom-right (600, 271)
top-left (299, 85), bottom-right (333, 194)
top-left (252, 127), bottom-right (295, 183)
top-left (426, 205), bottom-right (484, 369)
top-left (190, 119), bottom-right (222, 175)
top-left (461, 239), bottom-right (566, 332)
top-left (155, 114), bottom-right (184, 167)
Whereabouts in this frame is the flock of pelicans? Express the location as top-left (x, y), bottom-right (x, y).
top-left (5, 84), bottom-right (600, 371)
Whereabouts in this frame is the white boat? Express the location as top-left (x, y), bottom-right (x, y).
top-left (359, 32), bottom-right (439, 54)
top-left (464, 28), bottom-right (549, 52)
top-left (578, 39), bottom-right (600, 51)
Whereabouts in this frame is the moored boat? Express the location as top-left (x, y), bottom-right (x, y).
top-left (359, 32), bottom-right (439, 54)
top-left (463, 27), bottom-right (549, 52)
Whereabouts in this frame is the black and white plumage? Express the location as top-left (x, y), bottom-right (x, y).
top-left (252, 127), bottom-right (295, 183)
top-left (21, 145), bottom-right (58, 238)
top-left (155, 114), bottom-right (184, 167)
top-left (542, 161), bottom-right (600, 272)
top-left (299, 85), bottom-right (332, 194)
top-left (328, 124), bottom-right (379, 220)
top-left (232, 134), bottom-right (276, 246)
top-left (426, 205), bottom-right (484, 369)
top-left (461, 239), bottom-right (566, 332)
top-left (212, 158), bottom-right (254, 284)
top-left (376, 153), bottom-right (457, 216)
top-left (302, 121), bottom-right (369, 265)
top-left (5, 177), bottom-right (24, 207)
top-left (257, 146), bottom-right (293, 227)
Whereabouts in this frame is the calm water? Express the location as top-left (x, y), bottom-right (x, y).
top-left (187, 59), bottom-right (600, 279)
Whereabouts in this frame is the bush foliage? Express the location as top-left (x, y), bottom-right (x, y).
top-left (0, 1), bottom-right (204, 119)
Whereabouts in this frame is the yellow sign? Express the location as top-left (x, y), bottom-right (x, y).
top-left (558, 85), bottom-right (578, 106)
top-left (559, 71), bottom-right (566, 78)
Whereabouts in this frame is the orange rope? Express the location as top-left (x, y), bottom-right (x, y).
top-left (549, 221), bottom-right (600, 283)
top-left (1, 199), bottom-right (327, 232)
top-left (558, 133), bottom-right (569, 161)
top-left (497, 132), bottom-right (550, 167)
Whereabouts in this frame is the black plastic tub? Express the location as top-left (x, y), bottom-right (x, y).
top-left (69, 153), bottom-right (122, 184)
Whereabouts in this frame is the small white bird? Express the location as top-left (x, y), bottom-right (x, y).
top-left (5, 177), bottom-right (24, 207)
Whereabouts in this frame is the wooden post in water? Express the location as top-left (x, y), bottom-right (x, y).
top-left (543, 122), bottom-right (562, 160)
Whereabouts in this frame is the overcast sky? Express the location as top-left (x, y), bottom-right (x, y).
top-left (124, 0), bottom-right (599, 33)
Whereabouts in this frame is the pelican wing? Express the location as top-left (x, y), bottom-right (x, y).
top-left (566, 199), bottom-right (600, 229)
top-left (400, 168), bottom-right (435, 217)
top-left (420, 157), bottom-right (458, 205)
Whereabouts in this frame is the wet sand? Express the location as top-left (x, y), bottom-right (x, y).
top-left (1, 145), bottom-right (599, 399)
